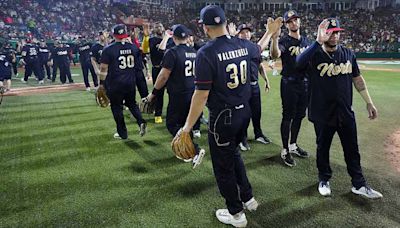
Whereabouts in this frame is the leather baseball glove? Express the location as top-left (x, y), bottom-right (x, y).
top-left (171, 128), bottom-right (196, 160)
top-left (139, 97), bottom-right (155, 114)
top-left (95, 85), bottom-right (110, 107)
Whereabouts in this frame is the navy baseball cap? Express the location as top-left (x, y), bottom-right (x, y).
top-left (172, 24), bottom-right (189, 38)
top-left (198, 5), bottom-right (226, 25)
top-left (284, 10), bottom-right (300, 22)
top-left (326, 18), bottom-right (345, 32)
top-left (112, 24), bottom-right (129, 39)
top-left (237, 24), bottom-right (252, 33)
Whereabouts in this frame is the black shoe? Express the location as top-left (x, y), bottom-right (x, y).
top-left (139, 122), bottom-right (147, 137)
top-left (281, 149), bottom-right (296, 167)
top-left (290, 145), bottom-right (309, 158)
top-left (255, 135), bottom-right (271, 144)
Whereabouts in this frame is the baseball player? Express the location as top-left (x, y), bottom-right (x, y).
top-left (129, 27), bottom-right (149, 98)
top-left (91, 31), bottom-right (108, 78)
top-left (50, 41), bottom-right (73, 84)
top-left (181, 5), bottom-right (278, 227)
top-left (20, 38), bottom-right (44, 84)
top-left (78, 36), bottom-right (98, 91)
top-left (296, 18), bottom-right (383, 199)
top-left (270, 10), bottom-right (310, 167)
top-left (146, 24), bottom-right (204, 168)
top-left (232, 23), bottom-right (272, 151)
top-left (38, 40), bottom-right (51, 80)
top-left (0, 43), bottom-right (15, 92)
top-left (98, 24), bottom-right (146, 139)
top-left (148, 22), bottom-right (166, 124)
top-left (3, 43), bottom-right (18, 78)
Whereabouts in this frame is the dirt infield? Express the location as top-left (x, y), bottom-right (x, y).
top-left (385, 130), bottom-right (400, 173)
top-left (358, 65), bottom-right (400, 73)
top-left (4, 83), bottom-right (86, 96)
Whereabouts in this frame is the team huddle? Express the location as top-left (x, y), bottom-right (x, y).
top-left (1, 5), bottom-right (384, 228)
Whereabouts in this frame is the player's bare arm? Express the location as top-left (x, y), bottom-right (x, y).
top-left (147, 68), bottom-right (171, 102)
top-left (182, 90), bottom-right (209, 133)
top-left (352, 75), bottom-right (378, 120)
top-left (258, 64), bottom-right (270, 92)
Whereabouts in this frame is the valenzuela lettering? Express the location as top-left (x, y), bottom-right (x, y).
top-left (217, 48), bottom-right (248, 61)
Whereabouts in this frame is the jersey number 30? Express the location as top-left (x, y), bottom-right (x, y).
top-left (118, 55), bottom-right (134, 69)
top-left (226, 60), bottom-right (247, 89)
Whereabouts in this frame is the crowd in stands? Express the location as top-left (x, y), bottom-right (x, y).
top-left (1, 0), bottom-right (399, 53)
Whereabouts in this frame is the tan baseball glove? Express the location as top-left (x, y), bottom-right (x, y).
top-left (95, 85), bottom-right (110, 107)
top-left (171, 128), bottom-right (196, 160)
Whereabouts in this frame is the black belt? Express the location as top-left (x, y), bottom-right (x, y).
top-left (282, 76), bottom-right (307, 82)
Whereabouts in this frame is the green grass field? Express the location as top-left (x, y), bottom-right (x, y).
top-left (1, 67), bottom-right (400, 227)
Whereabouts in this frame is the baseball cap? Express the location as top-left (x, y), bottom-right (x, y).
top-left (237, 24), bottom-right (252, 33)
top-left (198, 5), bottom-right (226, 25)
top-left (172, 24), bottom-right (189, 39)
top-left (284, 10), bottom-right (300, 23)
top-left (326, 18), bottom-right (345, 32)
top-left (112, 24), bottom-right (129, 39)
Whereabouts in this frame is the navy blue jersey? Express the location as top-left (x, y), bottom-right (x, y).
top-left (21, 44), bottom-right (39, 62)
top-left (100, 42), bottom-right (142, 91)
top-left (52, 46), bottom-right (70, 63)
top-left (90, 43), bottom-right (104, 64)
top-left (38, 46), bottom-right (50, 63)
top-left (162, 44), bottom-right (196, 95)
top-left (195, 35), bottom-right (261, 110)
top-left (299, 43), bottom-right (360, 126)
top-left (0, 50), bottom-right (13, 77)
top-left (279, 35), bottom-right (310, 78)
top-left (149, 37), bottom-right (164, 67)
top-left (78, 43), bottom-right (92, 63)
top-left (250, 42), bottom-right (261, 82)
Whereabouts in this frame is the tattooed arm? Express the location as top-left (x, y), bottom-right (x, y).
top-left (352, 75), bottom-right (377, 120)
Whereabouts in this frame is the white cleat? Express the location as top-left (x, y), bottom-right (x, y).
top-left (192, 149), bottom-right (205, 169)
top-left (243, 197), bottom-right (258, 212)
top-left (193, 130), bottom-right (201, 138)
top-left (216, 209), bottom-right (247, 228)
top-left (351, 186), bottom-right (383, 199)
top-left (318, 181), bottom-right (331, 197)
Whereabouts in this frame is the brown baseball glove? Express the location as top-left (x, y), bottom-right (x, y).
top-left (95, 85), bottom-right (110, 107)
top-left (139, 97), bottom-right (155, 114)
top-left (171, 128), bottom-right (196, 160)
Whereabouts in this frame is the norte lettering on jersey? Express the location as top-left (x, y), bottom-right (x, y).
top-left (317, 60), bottom-right (353, 77)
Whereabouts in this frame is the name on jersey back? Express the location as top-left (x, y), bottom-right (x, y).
top-left (217, 48), bottom-right (248, 62)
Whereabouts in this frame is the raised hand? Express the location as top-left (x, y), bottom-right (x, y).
top-left (228, 22), bottom-right (238, 36)
top-left (143, 23), bottom-right (150, 36)
top-left (317, 19), bottom-right (332, 44)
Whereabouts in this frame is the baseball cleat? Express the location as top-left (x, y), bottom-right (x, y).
top-left (113, 132), bottom-right (127, 140)
top-left (215, 209), bottom-right (247, 228)
top-left (192, 149), bottom-right (205, 169)
top-left (139, 122), bottom-right (147, 137)
top-left (243, 197), bottom-right (259, 212)
top-left (239, 140), bottom-right (250, 151)
top-left (289, 143), bottom-right (309, 158)
top-left (21, 78), bottom-right (27, 83)
top-left (155, 116), bottom-right (163, 124)
top-left (281, 149), bottom-right (296, 167)
top-left (193, 130), bottom-right (201, 138)
top-left (86, 87), bottom-right (91, 92)
top-left (318, 181), bottom-right (331, 196)
top-left (351, 186), bottom-right (383, 199)
top-left (255, 135), bottom-right (271, 144)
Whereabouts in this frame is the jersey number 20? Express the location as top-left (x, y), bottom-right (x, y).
top-left (226, 60), bottom-right (247, 89)
top-left (118, 55), bottom-right (134, 69)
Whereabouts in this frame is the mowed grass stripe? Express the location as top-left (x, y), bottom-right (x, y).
top-left (0, 70), bottom-right (400, 227)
